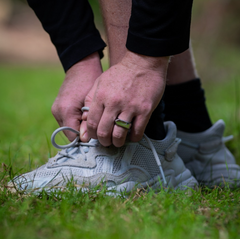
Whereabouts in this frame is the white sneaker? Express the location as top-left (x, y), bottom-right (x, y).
top-left (10, 122), bottom-right (197, 193)
top-left (177, 120), bottom-right (240, 188)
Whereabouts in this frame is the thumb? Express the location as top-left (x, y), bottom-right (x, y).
top-left (79, 120), bottom-right (89, 142)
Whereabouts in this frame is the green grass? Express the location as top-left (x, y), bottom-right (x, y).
top-left (0, 62), bottom-right (240, 239)
top-left (1, 184), bottom-right (240, 239)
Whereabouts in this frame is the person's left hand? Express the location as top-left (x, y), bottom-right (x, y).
top-left (51, 52), bottom-right (102, 142)
top-left (80, 50), bottom-right (169, 147)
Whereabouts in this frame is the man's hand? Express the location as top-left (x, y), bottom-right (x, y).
top-left (82, 51), bottom-right (169, 147)
top-left (51, 52), bottom-right (102, 141)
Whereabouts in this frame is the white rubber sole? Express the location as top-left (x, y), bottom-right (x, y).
top-left (10, 167), bottom-right (198, 195)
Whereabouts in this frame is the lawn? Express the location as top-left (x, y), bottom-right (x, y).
top-left (0, 59), bottom-right (240, 239)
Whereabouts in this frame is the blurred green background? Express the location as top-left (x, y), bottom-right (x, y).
top-left (0, 0), bottom-right (240, 170)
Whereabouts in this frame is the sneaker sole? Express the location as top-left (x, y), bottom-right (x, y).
top-left (187, 163), bottom-right (240, 188)
top-left (10, 168), bottom-right (198, 195)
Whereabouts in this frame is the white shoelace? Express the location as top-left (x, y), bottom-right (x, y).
top-left (51, 127), bottom-right (167, 184)
top-left (51, 127), bottom-right (97, 161)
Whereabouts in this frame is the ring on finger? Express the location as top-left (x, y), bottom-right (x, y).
top-left (114, 118), bottom-right (132, 130)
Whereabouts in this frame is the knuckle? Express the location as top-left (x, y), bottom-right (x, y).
top-left (113, 131), bottom-right (125, 141)
top-left (52, 101), bottom-right (78, 119)
top-left (95, 90), bottom-right (106, 101)
top-left (85, 94), bottom-right (93, 105)
top-left (101, 94), bottom-right (121, 108)
top-left (51, 100), bottom-right (66, 116)
top-left (141, 102), bottom-right (152, 114)
top-left (51, 103), bottom-right (58, 116)
top-left (110, 97), bottom-right (121, 106)
top-left (97, 131), bottom-right (110, 139)
top-left (87, 120), bottom-right (98, 131)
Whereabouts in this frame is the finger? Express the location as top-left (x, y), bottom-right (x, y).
top-left (83, 79), bottom-right (102, 139)
top-left (96, 108), bottom-right (119, 146)
top-left (130, 114), bottom-right (150, 142)
top-left (79, 120), bottom-right (90, 142)
top-left (85, 100), bottom-right (104, 139)
top-left (62, 118), bottom-right (81, 141)
top-left (112, 112), bottom-right (133, 147)
top-left (82, 111), bottom-right (88, 121)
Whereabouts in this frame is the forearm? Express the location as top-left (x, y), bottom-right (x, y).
top-left (27, 0), bottom-right (106, 72)
top-left (127, 0), bottom-right (193, 56)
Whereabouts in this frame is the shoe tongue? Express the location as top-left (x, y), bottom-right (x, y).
top-left (209, 119), bottom-right (225, 137)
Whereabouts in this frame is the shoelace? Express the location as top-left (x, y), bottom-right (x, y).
top-left (51, 127), bottom-right (167, 184)
top-left (51, 127), bottom-right (97, 161)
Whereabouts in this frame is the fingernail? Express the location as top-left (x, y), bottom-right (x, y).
top-left (81, 131), bottom-right (90, 142)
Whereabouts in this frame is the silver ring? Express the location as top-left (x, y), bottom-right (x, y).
top-left (115, 119), bottom-right (132, 130)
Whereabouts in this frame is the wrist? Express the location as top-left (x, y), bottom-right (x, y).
top-left (65, 52), bottom-right (102, 84)
top-left (121, 50), bottom-right (169, 72)
top-left (66, 52), bottom-right (102, 76)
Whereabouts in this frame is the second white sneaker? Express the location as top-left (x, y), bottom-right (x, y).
top-left (177, 120), bottom-right (240, 188)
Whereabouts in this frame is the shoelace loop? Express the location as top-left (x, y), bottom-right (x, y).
top-left (51, 127), bottom-right (80, 149)
top-left (51, 127), bottom-right (97, 161)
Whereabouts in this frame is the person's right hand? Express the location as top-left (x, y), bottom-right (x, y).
top-left (51, 52), bottom-right (102, 141)
top-left (81, 51), bottom-right (169, 147)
